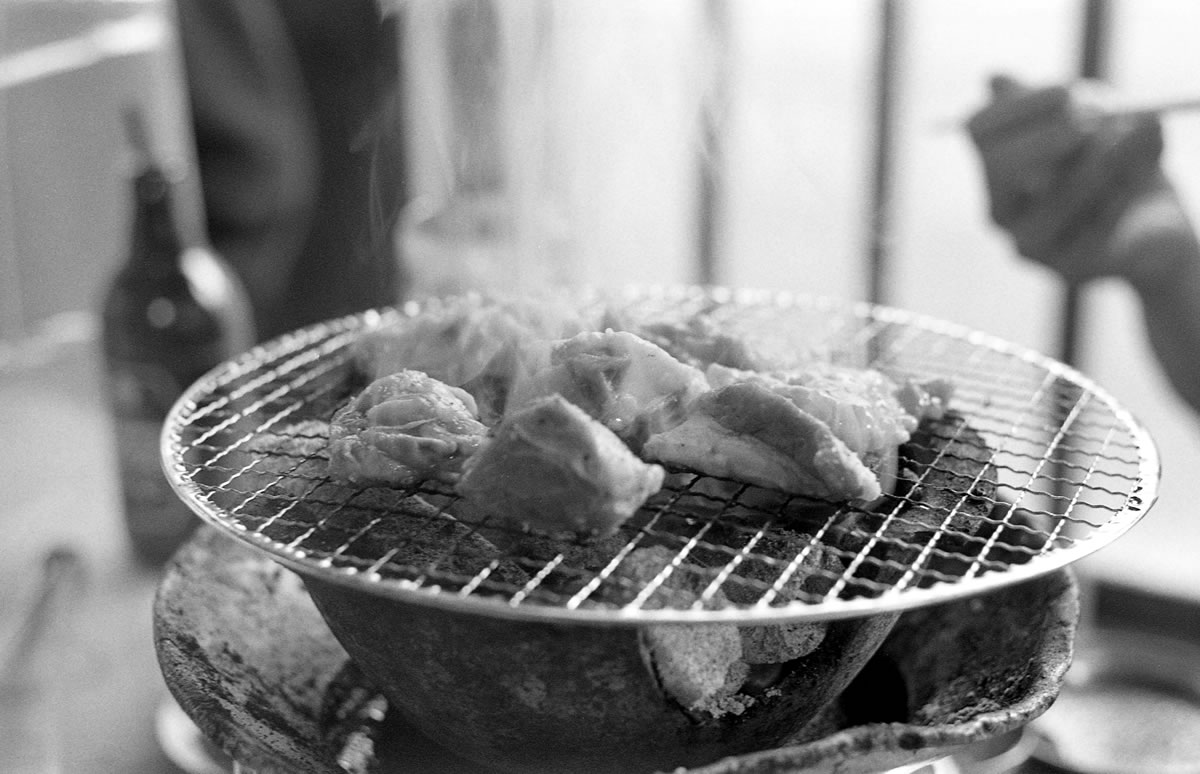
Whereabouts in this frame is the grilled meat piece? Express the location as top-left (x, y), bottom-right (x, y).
top-left (643, 381), bottom-right (882, 501)
top-left (705, 362), bottom-right (924, 497)
top-left (506, 329), bottom-right (709, 451)
top-left (328, 370), bottom-right (486, 487)
top-left (706, 363), bottom-right (917, 459)
top-left (352, 294), bottom-right (594, 422)
top-left (456, 395), bottom-right (666, 538)
top-left (634, 314), bottom-right (765, 371)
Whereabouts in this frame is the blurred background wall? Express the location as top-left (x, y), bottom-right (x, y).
top-left (3, 0), bottom-right (1199, 593)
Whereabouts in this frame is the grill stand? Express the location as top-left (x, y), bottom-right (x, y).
top-left (153, 526), bottom-right (1077, 774)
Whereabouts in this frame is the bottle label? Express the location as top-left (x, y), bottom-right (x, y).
top-left (112, 412), bottom-right (180, 509)
top-left (105, 362), bottom-right (197, 560)
top-left (107, 359), bottom-right (184, 419)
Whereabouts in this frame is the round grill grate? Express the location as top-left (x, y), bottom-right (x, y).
top-left (162, 287), bottom-right (1158, 624)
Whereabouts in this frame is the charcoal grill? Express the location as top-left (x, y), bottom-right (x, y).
top-left (161, 285), bottom-right (1158, 625)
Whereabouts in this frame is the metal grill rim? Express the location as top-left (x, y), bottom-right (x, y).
top-left (161, 287), bottom-right (1159, 625)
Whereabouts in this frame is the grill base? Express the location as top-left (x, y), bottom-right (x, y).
top-left (153, 525), bottom-right (1078, 774)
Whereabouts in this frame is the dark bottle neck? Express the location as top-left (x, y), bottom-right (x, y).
top-left (126, 166), bottom-right (184, 272)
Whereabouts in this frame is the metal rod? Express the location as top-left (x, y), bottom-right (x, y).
top-left (695, 0), bottom-right (732, 287)
top-left (866, 0), bottom-right (902, 306)
top-left (1060, 0), bottom-right (1112, 367)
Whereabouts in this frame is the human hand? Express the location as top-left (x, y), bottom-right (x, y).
top-left (968, 74), bottom-right (1174, 285)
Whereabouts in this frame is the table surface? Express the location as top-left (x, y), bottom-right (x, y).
top-left (0, 314), bottom-right (188, 774)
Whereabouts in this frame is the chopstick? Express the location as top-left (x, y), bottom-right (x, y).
top-left (1103, 95), bottom-right (1200, 118)
top-left (936, 95), bottom-right (1200, 133)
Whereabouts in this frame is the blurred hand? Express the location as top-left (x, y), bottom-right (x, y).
top-left (968, 74), bottom-right (1176, 286)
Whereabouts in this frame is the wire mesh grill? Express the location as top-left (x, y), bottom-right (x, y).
top-left (162, 287), bottom-right (1158, 624)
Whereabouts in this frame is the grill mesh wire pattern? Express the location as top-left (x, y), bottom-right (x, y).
top-left (162, 287), bottom-right (1158, 624)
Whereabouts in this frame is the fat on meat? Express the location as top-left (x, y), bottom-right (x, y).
top-left (643, 381), bottom-right (882, 502)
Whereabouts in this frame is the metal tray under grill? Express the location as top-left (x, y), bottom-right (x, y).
top-left (161, 286), bottom-right (1159, 624)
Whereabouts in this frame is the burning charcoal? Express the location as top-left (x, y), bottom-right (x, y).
top-left (646, 623), bottom-right (749, 715)
top-left (607, 546), bottom-right (750, 716)
top-left (739, 623), bottom-right (826, 665)
top-left (699, 526), bottom-right (839, 664)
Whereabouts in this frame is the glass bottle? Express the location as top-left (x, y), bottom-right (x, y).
top-left (101, 113), bottom-right (254, 564)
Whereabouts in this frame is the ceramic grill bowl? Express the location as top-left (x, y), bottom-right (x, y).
top-left (304, 578), bottom-right (901, 773)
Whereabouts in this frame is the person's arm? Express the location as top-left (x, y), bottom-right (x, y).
top-left (968, 75), bottom-right (1200, 415)
top-left (174, 0), bottom-right (318, 338)
top-left (1121, 175), bottom-right (1200, 414)
top-left (177, 0), bottom-right (406, 341)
